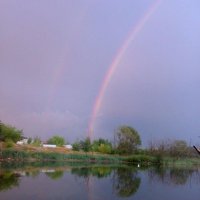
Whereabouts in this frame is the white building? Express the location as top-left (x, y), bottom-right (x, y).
top-left (16, 138), bottom-right (28, 145)
top-left (43, 144), bottom-right (57, 148)
top-left (64, 144), bottom-right (72, 150)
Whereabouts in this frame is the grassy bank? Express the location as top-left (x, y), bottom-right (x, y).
top-left (0, 148), bottom-right (160, 165)
top-left (1, 147), bottom-right (200, 167)
top-left (0, 149), bottom-right (124, 163)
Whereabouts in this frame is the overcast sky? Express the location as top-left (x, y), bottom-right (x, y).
top-left (1, 0), bottom-right (200, 146)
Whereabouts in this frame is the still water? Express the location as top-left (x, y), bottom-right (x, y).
top-left (0, 162), bottom-right (200, 200)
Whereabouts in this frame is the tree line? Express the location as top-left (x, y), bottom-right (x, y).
top-left (0, 121), bottom-right (198, 157)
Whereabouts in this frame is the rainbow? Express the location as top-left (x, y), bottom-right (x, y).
top-left (88, 0), bottom-right (162, 139)
top-left (46, 5), bottom-right (90, 111)
top-left (46, 62), bottom-right (66, 111)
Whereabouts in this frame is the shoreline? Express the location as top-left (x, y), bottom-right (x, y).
top-left (1, 148), bottom-right (200, 167)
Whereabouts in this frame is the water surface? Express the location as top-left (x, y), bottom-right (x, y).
top-left (0, 162), bottom-right (200, 200)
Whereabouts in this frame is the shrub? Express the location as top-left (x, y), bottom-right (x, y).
top-left (98, 144), bottom-right (112, 154)
top-left (5, 139), bottom-right (14, 148)
top-left (47, 135), bottom-right (65, 147)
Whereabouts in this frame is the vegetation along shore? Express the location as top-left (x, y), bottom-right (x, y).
top-left (0, 121), bottom-right (200, 166)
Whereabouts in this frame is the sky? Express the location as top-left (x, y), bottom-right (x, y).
top-left (0, 0), bottom-right (200, 146)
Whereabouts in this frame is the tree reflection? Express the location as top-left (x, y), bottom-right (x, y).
top-left (148, 167), bottom-right (195, 185)
top-left (71, 167), bottom-right (112, 178)
top-left (113, 167), bottom-right (141, 197)
top-left (71, 167), bottom-right (91, 178)
top-left (170, 168), bottom-right (193, 185)
top-left (148, 166), bottom-right (168, 184)
top-left (71, 166), bottom-right (141, 197)
top-left (45, 170), bottom-right (64, 180)
top-left (0, 172), bottom-right (20, 191)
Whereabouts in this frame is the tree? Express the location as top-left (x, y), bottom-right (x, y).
top-left (0, 122), bottom-right (22, 142)
top-left (32, 137), bottom-right (42, 147)
top-left (27, 137), bottom-right (32, 144)
top-left (47, 135), bottom-right (65, 147)
top-left (81, 137), bottom-right (91, 152)
top-left (92, 138), bottom-right (112, 154)
top-left (0, 121), bottom-right (2, 135)
top-left (115, 126), bottom-right (141, 154)
top-left (98, 144), bottom-right (112, 154)
top-left (72, 141), bottom-right (81, 151)
top-left (170, 140), bottom-right (188, 158)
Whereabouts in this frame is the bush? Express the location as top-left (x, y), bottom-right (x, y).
top-left (98, 144), bottom-right (112, 154)
top-left (5, 139), bottom-right (14, 148)
top-left (47, 135), bottom-right (65, 147)
top-left (91, 138), bottom-right (113, 154)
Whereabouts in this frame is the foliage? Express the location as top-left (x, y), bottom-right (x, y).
top-left (122, 154), bottom-right (163, 165)
top-left (27, 137), bottom-right (32, 144)
top-left (98, 144), bottom-right (112, 154)
top-left (47, 135), bottom-right (65, 147)
top-left (0, 121), bottom-right (2, 135)
top-left (148, 139), bottom-right (191, 158)
top-left (115, 126), bottom-right (141, 154)
top-left (32, 137), bottom-right (42, 147)
top-left (5, 139), bottom-right (14, 148)
top-left (92, 138), bottom-right (113, 154)
top-left (170, 140), bottom-right (188, 158)
top-left (72, 141), bottom-right (81, 151)
top-left (81, 137), bottom-right (91, 152)
top-left (0, 149), bottom-right (123, 163)
top-left (148, 139), bottom-right (171, 155)
top-left (0, 122), bottom-right (22, 143)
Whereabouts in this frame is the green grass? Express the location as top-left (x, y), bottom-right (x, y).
top-left (1, 149), bottom-right (200, 167)
top-left (121, 154), bottom-right (163, 165)
top-left (0, 149), bottom-right (123, 163)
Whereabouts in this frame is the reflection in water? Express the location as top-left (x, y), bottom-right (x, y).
top-left (45, 170), bottom-right (64, 180)
top-left (170, 168), bottom-right (193, 185)
top-left (148, 166), bottom-right (198, 185)
top-left (71, 167), bottom-right (112, 178)
top-left (1, 164), bottom-right (200, 200)
top-left (113, 167), bottom-right (140, 197)
top-left (0, 172), bottom-right (20, 191)
top-left (71, 166), bottom-right (141, 197)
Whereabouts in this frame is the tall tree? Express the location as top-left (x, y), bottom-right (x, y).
top-left (81, 137), bottom-right (91, 152)
top-left (115, 126), bottom-right (141, 154)
top-left (0, 122), bottom-right (22, 142)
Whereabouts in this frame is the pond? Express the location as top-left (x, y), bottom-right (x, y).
top-left (0, 162), bottom-right (200, 200)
